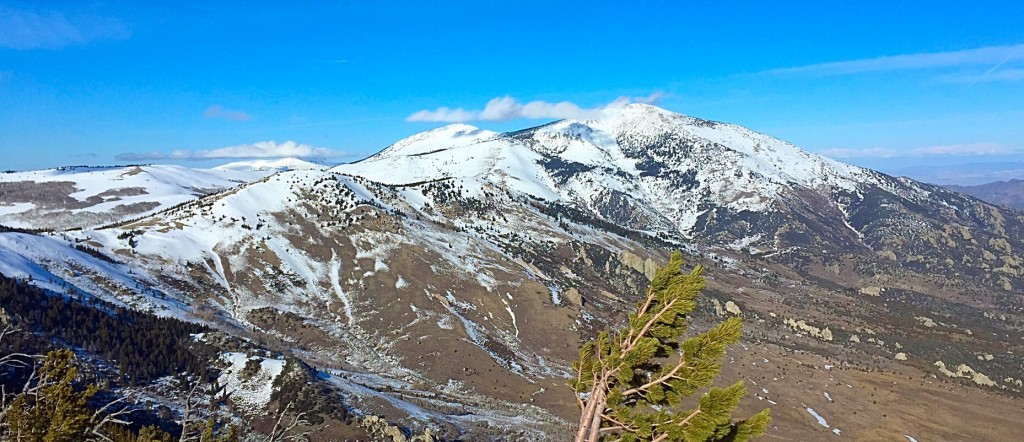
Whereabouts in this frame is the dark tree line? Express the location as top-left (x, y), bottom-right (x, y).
top-left (0, 273), bottom-right (215, 384)
top-left (73, 243), bottom-right (121, 264)
top-left (0, 224), bottom-right (54, 234)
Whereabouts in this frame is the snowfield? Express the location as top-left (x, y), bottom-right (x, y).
top-left (0, 164), bottom-right (275, 229)
top-left (335, 103), bottom-right (881, 237)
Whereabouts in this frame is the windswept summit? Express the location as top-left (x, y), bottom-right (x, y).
top-left (1, 104), bottom-right (1022, 440)
top-left (339, 103), bottom-right (1021, 276)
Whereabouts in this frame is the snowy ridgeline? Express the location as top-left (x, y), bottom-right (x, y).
top-left (335, 103), bottom-right (880, 235)
top-left (0, 164), bottom-right (279, 229)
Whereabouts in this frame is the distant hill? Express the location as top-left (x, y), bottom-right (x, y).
top-left (214, 157), bottom-right (327, 172)
top-left (947, 179), bottom-right (1024, 210)
top-left (0, 164), bottom-right (274, 230)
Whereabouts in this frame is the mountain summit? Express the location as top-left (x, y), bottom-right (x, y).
top-left (336, 103), bottom-right (1022, 287)
top-left (331, 106), bottom-right (851, 245)
top-left (343, 104), bottom-right (869, 207)
top-left (1, 104), bottom-right (1022, 440)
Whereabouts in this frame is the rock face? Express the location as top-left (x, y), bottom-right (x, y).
top-left (784, 318), bottom-right (833, 341)
top-left (860, 286), bottom-right (883, 297)
top-left (618, 250), bottom-right (658, 281)
top-left (935, 361), bottom-right (998, 386)
top-left (362, 416), bottom-right (437, 442)
top-left (2, 104), bottom-right (1024, 440)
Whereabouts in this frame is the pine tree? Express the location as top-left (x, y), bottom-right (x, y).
top-left (129, 425), bottom-right (174, 442)
top-left (0, 345), bottom-right (171, 442)
top-left (4, 348), bottom-right (103, 440)
top-left (571, 252), bottom-right (770, 442)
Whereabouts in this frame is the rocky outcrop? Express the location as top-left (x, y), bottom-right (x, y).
top-left (784, 318), bottom-right (833, 341)
top-left (618, 250), bottom-right (658, 281)
top-left (934, 361), bottom-right (997, 387)
top-left (361, 416), bottom-right (437, 442)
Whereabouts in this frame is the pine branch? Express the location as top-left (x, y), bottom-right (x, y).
top-left (621, 353), bottom-right (687, 397)
top-left (621, 295), bottom-right (676, 357)
top-left (677, 407), bottom-right (702, 428)
top-left (619, 286), bottom-right (655, 353)
top-left (599, 413), bottom-right (640, 434)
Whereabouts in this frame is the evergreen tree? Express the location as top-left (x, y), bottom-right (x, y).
top-left (4, 348), bottom-right (104, 441)
top-left (571, 252), bottom-right (770, 442)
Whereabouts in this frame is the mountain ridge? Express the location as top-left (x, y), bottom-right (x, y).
top-left (947, 178), bottom-right (1024, 210)
top-left (1, 104), bottom-right (1023, 440)
top-left (0, 164), bottom-right (274, 230)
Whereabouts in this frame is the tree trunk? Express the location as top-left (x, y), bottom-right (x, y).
top-left (574, 384), bottom-right (607, 442)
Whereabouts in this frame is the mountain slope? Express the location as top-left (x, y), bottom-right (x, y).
top-left (2, 105), bottom-right (1023, 440)
top-left (0, 164), bottom-right (274, 230)
top-left (339, 104), bottom-right (1024, 291)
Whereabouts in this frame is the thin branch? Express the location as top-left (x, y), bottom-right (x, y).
top-left (599, 413), bottom-right (640, 434)
top-left (623, 298), bottom-right (677, 355)
top-left (268, 402), bottom-right (294, 440)
top-left (268, 402), bottom-right (312, 441)
top-left (178, 381), bottom-right (203, 442)
top-left (621, 353), bottom-right (687, 397)
top-left (619, 287), bottom-right (655, 353)
top-left (677, 407), bottom-right (702, 428)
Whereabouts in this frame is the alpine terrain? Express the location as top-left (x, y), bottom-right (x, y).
top-left (2, 104), bottom-right (1023, 440)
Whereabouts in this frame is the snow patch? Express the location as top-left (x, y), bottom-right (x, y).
top-left (548, 284), bottom-right (562, 305)
top-left (329, 253), bottom-right (355, 325)
top-left (805, 407), bottom-right (829, 427)
top-left (218, 352), bottom-right (286, 414)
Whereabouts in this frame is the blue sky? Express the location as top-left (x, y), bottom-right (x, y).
top-left (1, 1), bottom-right (1023, 184)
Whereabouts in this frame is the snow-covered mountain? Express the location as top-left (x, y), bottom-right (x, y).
top-left (337, 104), bottom-right (875, 235)
top-left (214, 157), bottom-right (327, 172)
top-left (339, 104), bottom-right (1023, 277)
top-left (2, 105), bottom-right (1023, 440)
top-left (0, 164), bottom-right (274, 230)
top-left (342, 104), bottom-right (871, 209)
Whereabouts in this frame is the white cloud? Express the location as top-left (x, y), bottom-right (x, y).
top-left (406, 92), bottom-right (664, 123)
top-left (764, 43), bottom-right (1024, 76)
top-left (0, 6), bottom-right (129, 50)
top-left (818, 143), bottom-right (1019, 159)
top-left (117, 141), bottom-right (343, 161)
top-left (204, 105), bottom-right (251, 122)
